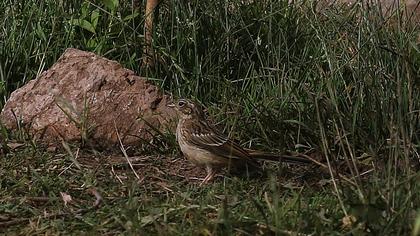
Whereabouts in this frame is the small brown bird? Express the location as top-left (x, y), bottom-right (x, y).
top-left (169, 99), bottom-right (309, 185)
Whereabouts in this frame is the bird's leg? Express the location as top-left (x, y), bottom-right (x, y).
top-left (200, 166), bottom-right (216, 186)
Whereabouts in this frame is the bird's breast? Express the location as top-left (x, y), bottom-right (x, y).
top-left (176, 120), bottom-right (228, 167)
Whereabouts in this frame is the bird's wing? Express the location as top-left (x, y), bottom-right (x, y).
top-left (188, 121), bottom-right (250, 160)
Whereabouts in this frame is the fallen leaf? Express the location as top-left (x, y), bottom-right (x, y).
top-left (7, 142), bottom-right (25, 150)
top-left (87, 188), bottom-right (103, 208)
top-left (342, 214), bottom-right (357, 229)
top-left (60, 192), bottom-right (73, 206)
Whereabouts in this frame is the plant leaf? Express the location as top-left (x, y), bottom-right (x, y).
top-left (123, 11), bottom-right (139, 21)
top-left (69, 19), bottom-right (96, 34)
top-left (91, 9), bottom-right (100, 29)
top-left (101, 0), bottom-right (119, 12)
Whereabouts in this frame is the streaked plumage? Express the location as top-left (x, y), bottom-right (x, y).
top-left (170, 99), bottom-right (309, 185)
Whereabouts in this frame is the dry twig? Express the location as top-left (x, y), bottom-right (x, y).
top-left (114, 122), bottom-right (141, 180)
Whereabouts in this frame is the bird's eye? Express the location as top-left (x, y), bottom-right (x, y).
top-left (178, 100), bottom-right (185, 107)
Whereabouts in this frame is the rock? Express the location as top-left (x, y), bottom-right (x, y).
top-left (0, 48), bottom-right (177, 149)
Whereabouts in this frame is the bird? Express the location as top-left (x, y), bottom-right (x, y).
top-left (169, 98), bottom-right (310, 185)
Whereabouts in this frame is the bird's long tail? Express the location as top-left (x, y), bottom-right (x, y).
top-left (247, 150), bottom-right (311, 164)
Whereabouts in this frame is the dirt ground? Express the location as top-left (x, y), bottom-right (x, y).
top-left (74, 152), bottom-right (327, 188)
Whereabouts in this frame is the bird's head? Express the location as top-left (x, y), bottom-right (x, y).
top-left (168, 99), bottom-right (204, 119)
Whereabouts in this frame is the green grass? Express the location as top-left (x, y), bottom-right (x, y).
top-left (1, 0), bottom-right (419, 234)
top-left (0, 147), bottom-right (372, 234)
